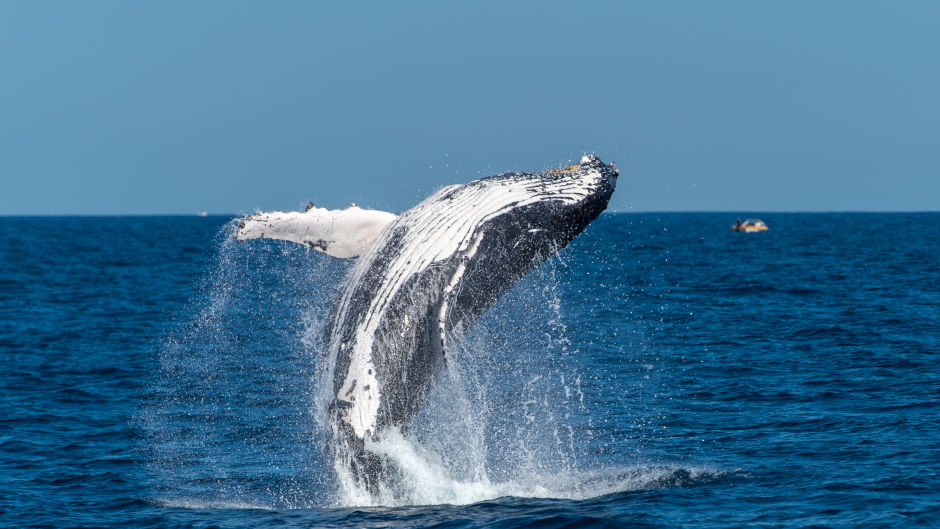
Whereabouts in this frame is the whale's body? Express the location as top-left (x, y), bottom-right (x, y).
top-left (237, 155), bottom-right (618, 496)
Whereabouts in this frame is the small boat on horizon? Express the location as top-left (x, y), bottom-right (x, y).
top-left (732, 218), bottom-right (768, 232)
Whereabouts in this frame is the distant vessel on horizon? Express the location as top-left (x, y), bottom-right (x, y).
top-left (732, 218), bottom-right (768, 232)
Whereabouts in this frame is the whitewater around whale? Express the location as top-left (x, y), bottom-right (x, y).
top-left (236, 154), bottom-right (618, 500)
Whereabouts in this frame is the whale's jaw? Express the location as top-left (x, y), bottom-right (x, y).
top-left (322, 155), bottom-right (618, 499)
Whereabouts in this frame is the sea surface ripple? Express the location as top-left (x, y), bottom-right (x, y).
top-left (0, 213), bottom-right (937, 528)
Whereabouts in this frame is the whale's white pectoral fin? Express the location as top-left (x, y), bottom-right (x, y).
top-left (236, 203), bottom-right (397, 258)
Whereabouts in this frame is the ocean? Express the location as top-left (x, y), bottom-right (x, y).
top-left (1, 213), bottom-right (937, 528)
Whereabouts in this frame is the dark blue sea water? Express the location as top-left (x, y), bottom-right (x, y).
top-left (1, 213), bottom-right (937, 528)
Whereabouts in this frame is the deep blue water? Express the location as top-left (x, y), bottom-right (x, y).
top-left (1, 213), bottom-right (937, 528)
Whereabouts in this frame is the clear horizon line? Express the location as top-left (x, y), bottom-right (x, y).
top-left (2, 209), bottom-right (939, 218)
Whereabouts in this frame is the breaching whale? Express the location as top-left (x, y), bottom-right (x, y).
top-left (236, 154), bottom-right (618, 497)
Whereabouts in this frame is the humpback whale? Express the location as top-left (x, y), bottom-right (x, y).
top-left (236, 154), bottom-right (618, 497)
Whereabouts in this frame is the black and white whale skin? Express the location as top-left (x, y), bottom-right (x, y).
top-left (237, 154), bottom-right (618, 496)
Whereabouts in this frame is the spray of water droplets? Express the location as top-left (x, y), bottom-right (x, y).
top-left (141, 221), bottom-right (725, 509)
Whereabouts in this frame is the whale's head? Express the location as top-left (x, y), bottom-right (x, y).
top-left (542, 153), bottom-right (618, 225)
top-left (422, 153), bottom-right (619, 345)
top-left (467, 153), bottom-right (618, 250)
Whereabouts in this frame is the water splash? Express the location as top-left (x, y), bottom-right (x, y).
top-left (332, 255), bottom-right (657, 507)
top-left (141, 219), bottom-right (349, 508)
top-left (143, 223), bottom-right (679, 509)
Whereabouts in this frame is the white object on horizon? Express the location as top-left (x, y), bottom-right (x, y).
top-left (236, 203), bottom-right (398, 258)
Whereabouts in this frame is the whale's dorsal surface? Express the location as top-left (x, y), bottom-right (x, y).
top-left (237, 154), bottom-right (618, 497)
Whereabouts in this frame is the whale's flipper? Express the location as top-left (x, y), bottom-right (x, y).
top-left (236, 204), bottom-right (397, 258)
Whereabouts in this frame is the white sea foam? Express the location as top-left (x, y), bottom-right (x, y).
top-left (156, 497), bottom-right (272, 510)
top-left (348, 429), bottom-right (724, 507)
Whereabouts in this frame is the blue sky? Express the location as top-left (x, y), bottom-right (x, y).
top-left (2, 1), bottom-right (938, 214)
